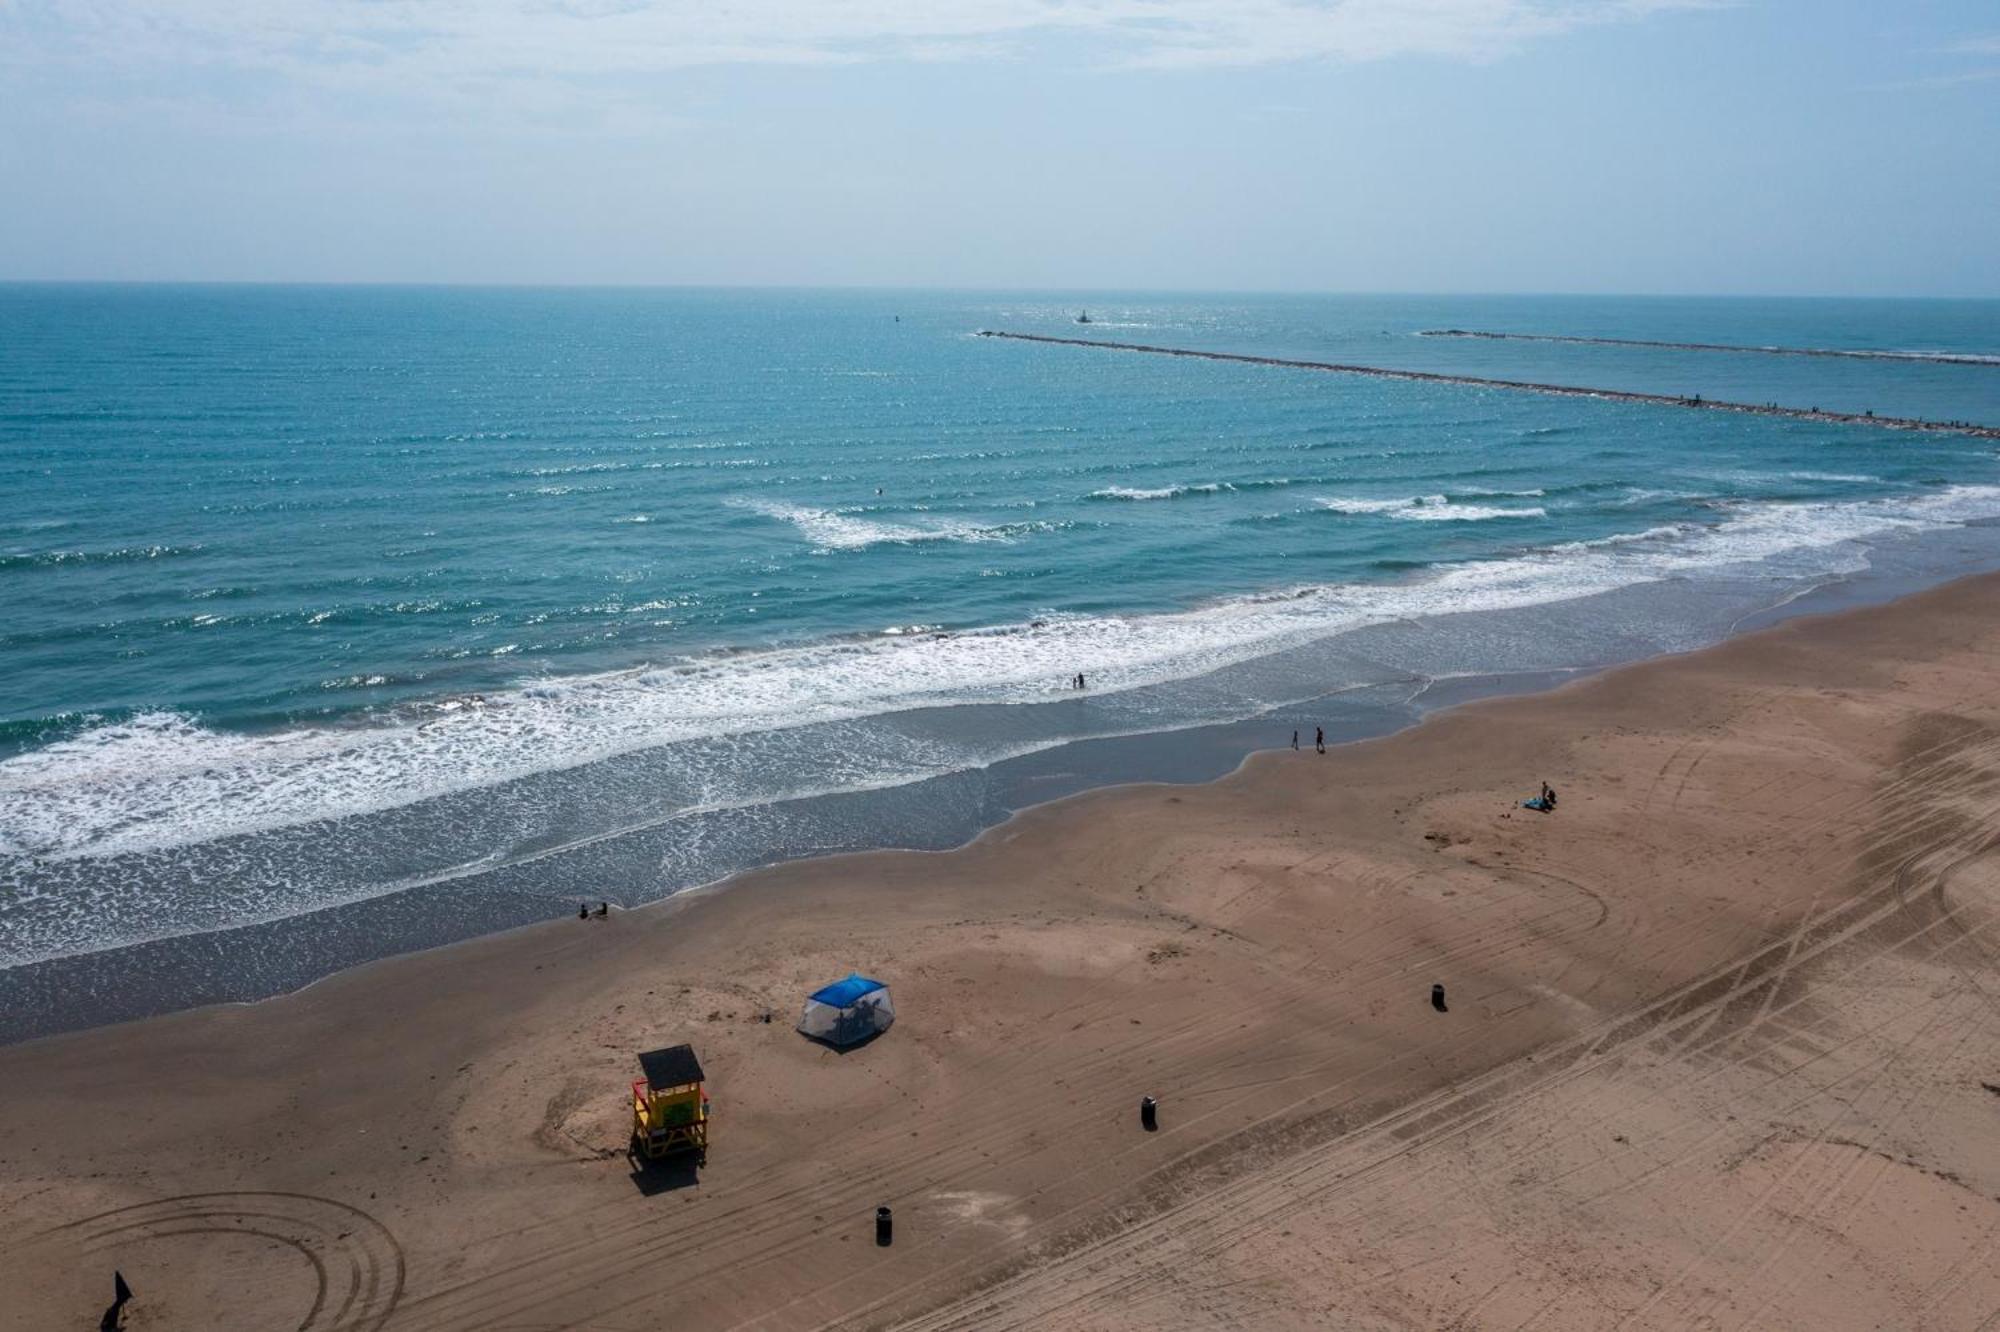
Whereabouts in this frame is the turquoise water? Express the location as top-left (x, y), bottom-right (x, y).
top-left (2, 286), bottom-right (1998, 1017)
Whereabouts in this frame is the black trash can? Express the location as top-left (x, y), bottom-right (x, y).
top-left (876, 1205), bottom-right (893, 1246)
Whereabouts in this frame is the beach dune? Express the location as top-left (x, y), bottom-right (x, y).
top-left (3, 576), bottom-right (1999, 1330)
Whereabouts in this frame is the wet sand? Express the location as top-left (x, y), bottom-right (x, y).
top-left (4, 574), bottom-right (2000, 1330)
top-left (978, 330), bottom-right (2000, 438)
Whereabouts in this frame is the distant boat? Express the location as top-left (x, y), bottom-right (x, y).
top-left (1076, 310), bottom-right (1092, 324)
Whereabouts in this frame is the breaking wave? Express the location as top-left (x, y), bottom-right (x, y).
top-left (1316, 494), bottom-right (1547, 521)
top-left (8, 484), bottom-right (2000, 885)
top-left (730, 499), bottom-right (1044, 550)
top-left (1087, 478), bottom-right (1301, 501)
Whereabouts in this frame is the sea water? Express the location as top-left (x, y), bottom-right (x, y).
top-left (2, 286), bottom-right (1996, 1035)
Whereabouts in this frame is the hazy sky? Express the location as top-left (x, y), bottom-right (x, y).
top-left (2, 0), bottom-right (1996, 294)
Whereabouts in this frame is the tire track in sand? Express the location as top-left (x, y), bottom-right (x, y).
top-left (36, 1191), bottom-right (404, 1331)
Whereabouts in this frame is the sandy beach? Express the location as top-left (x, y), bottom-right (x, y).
top-left (4, 572), bottom-right (1999, 1331)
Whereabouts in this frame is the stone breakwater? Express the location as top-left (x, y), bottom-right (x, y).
top-left (1418, 328), bottom-right (2000, 367)
top-left (976, 331), bottom-right (2000, 440)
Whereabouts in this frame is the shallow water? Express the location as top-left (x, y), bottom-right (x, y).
top-left (2, 286), bottom-right (1996, 1033)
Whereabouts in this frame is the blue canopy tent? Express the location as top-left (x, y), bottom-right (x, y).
top-left (798, 973), bottom-right (895, 1047)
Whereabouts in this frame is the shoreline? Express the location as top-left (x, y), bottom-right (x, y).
top-left (3, 570), bottom-right (1999, 1327)
top-left (977, 330), bottom-right (2000, 436)
top-left (10, 517), bottom-right (2000, 1043)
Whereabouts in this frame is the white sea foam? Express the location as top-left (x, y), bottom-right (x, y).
top-left (1615, 488), bottom-right (1707, 506)
top-left (1394, 503), bottom-right (1547, 522)
top-left (1548, 524), bottom-right (1697, 552)
top-left (1317, 494), bottom-right (1545, 521)
top-left (1091, 479), bottom-right (1304, 502)
top-left (6, 485), bottom-right (2000, 871)
top-left (1090, 482), bottom-right (1234, 501)
top-left (1316, 495), bottom-right (1424, 515)
top-left (733, 498), bottom-right (1017, 549)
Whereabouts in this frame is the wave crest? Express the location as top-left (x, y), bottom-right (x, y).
top-left (731, 499), bottom-right (1043, 550)
top-left (0, 544), bottom-right (205, 572)
top-left (1316, 495), bottom-right (1546, 521)
top-left (8, 485), bottom-right (2000, 875)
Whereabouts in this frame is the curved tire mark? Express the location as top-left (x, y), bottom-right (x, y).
top-left (42, 1191), bottom-right (404, 1331)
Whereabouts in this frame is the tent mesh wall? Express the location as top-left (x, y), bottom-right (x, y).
top-left (797, 990), bottom-right (894, 1046)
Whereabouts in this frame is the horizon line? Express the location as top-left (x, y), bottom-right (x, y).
top-left (1, 278), bottom-right (1995, 302)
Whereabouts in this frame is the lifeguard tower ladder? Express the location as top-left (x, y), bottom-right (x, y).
top-left (631, 1044), bottom-right (708, 1161)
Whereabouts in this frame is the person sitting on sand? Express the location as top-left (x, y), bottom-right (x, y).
top-left (595, 901), bottom-right (609, 918)
top-left (578, 902), bottom-right (589, 920)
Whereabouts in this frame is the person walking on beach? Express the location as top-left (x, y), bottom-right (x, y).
top-left (1292, 729), bottom-right (1299, 750)
top-left (1315, 726), bottom-right (1325, 754)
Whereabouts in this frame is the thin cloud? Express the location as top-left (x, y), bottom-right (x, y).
top-left (1874, 30), bottom-right (2000, 91)
top-left (1876, 66), bottom-right (2000, 91)
top-left (2, 0), bottom-right (1720, 83)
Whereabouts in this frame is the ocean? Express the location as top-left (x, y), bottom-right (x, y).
top-left (3, 285), bottom-right (1997, 1037)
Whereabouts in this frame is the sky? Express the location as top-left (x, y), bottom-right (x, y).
top-left (0, 0), bottom-right (1996, 295)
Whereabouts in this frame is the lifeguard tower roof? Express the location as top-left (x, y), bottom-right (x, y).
top-left (638, 1044), bottom-right (704, 1091)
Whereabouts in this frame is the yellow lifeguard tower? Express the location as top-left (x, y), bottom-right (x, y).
top-left (631, 1044), bottom-right (708, 1161)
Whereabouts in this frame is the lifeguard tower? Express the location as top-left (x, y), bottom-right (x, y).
top-left (631, 1044), bottom-right (708, 1161)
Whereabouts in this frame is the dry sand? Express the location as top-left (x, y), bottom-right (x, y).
top-left (3, 574), bottom-right (1999, 1331)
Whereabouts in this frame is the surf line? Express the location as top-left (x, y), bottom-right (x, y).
top-left (975, 331), bottom-right (2000, 440)
top-left (1418, 328), bottom-right (2000, 368)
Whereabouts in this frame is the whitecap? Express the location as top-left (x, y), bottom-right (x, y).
top-left (1316, 494), bottom-right (1543, 520)
top-left (1394, 503), bottom-right (1547, 522)
top-left (8, 484), bottom-right (2000, 882)
top-left (1316, 495), bottom-right (1424, 515)
top-left (1090, 482), bottom-right (1233, 501)
top-left (731, 498), bottom-right (1016, 550)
